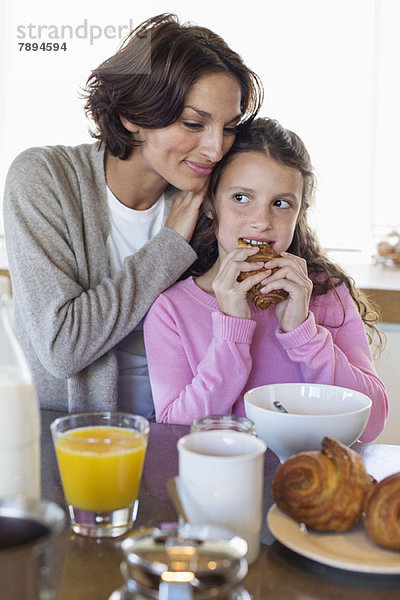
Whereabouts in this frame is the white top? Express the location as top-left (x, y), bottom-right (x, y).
top-left (106, 187), bottom-right (166, 275)
top-left (106, 187), bottom-right (166, 419)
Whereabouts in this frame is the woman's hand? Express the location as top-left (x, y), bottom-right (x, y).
top-left (212, 247), bottom-right (268, 319)
top-left (259, 252), bottom-right (312, 331)
top-left (165, 184), bottom-right (208, 242)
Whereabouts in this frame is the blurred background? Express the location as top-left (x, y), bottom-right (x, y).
top-left (1, 0), bottom-right (400, 252)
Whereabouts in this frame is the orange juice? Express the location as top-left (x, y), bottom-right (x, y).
top-left (54, 426), bottom-right (147, 512)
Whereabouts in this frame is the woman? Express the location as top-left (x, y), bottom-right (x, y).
top-left (3, 13), bottom-right (263, 417)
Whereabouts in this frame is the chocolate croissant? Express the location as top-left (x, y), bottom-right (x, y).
top-left (237, 238), bottom-right (288, 309)
top-left (272, 437), bottom-right (374, 531)
top-left (364, 472), bottom-right (400, 550)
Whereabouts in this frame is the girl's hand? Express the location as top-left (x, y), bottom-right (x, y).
top-left (260, 252), bottom-right (312, 331)
top-left (212, 247), bottom-right (268, 319)
top-left (165, 184), bottom-right (208, 242)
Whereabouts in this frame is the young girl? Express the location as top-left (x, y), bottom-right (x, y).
top-left (3, 14), bottom-right (262, 417)
top-left (143, 117), bottom-right (388, 441)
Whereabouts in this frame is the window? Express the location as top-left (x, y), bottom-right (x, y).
top-left (1, 0), bottom-right (399, 256)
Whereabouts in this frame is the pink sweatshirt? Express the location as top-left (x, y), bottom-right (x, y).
top-left (144, 277), bottom-right (388, 441)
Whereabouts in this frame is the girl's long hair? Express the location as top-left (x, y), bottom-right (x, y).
top-left (183, 117), bottom-right (383, 350)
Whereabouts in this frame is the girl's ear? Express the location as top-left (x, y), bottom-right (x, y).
top-left (120, 116), bottom-right (140, 134)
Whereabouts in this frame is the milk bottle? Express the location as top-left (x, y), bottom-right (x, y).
top-left (0, 276), bottom-right (40, 499)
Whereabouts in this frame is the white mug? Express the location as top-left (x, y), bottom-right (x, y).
top-left (177, 430), bottom-right (267, 565)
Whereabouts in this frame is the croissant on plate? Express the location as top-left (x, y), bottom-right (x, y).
top-left (237, 238), bottom-right (288, 309)
top-left (364, 472), bottom-right (400, 551)
top-left (272, 437), bottom-right (374, 532)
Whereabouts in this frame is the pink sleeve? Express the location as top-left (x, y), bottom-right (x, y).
top-left (144, 299), bottom-right (256, 424)
top-left (275, 286), bottom-right (388, 442)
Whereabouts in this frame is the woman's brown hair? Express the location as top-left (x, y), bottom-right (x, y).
top-left (84, 13), bottom-right (263, 159)
top-left (184, 117), bottom-right (383, 349)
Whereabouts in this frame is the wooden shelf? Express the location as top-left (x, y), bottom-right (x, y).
top-left (342, 263), bottom-right (400, 323)
top-left (361, 288), bottom-right (400, 323)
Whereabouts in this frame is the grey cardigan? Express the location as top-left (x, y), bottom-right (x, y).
top-left (3, 142), bottom-right (197, 412)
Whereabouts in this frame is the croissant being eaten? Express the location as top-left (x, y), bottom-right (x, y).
top-left (272, 437), bottom-right (374, 532)
top-left (364, 472), bottom-right (400, 551)
top-left (237, 238), bottom-right (288, 309)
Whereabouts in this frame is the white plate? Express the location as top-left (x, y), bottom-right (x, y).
top-left (267, 504), bottom-right (400, 574)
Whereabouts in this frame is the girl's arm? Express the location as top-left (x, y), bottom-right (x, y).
top-left (276, 284), bottom-right (388, 441)
top-left (144, 296), bottom-right (256, 424)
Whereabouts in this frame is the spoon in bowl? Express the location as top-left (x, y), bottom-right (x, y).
top-left (273, 401), bottom-right (289, 414)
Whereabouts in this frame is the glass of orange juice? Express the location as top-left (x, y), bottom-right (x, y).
top-left (50, 412), bottom-right (149, 538)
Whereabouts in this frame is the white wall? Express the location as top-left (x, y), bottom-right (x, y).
top-left (1, 0), bottom-right (400, 249)
top-left (373, 323), bottom-right (400, 444)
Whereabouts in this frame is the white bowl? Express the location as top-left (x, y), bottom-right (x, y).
top-left (244, 383), bottom-right (371, 462)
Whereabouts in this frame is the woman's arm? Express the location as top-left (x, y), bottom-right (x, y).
top-left (276, 284), bottom-right (388, 441)
top-left (3, 147), bottom-right (197, 378)
top-left (144, 294), bottom-right (256, 424)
